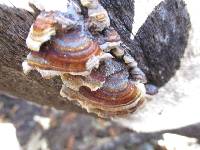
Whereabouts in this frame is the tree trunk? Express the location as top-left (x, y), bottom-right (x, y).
top-left (1, 0), bottom-right (199, 132)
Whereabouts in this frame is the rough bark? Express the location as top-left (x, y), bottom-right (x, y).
top-left (100, 0), bottom-right (134, 42)
top-left (0, 5), bottom-right (84, 113)
top-left (0, 0), bottom-right (195, 132)
top-left (132, 0), bottom-right (190, 86)
top-left (101, 0), bottom-right (190, 86)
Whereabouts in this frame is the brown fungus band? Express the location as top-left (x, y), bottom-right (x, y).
top-left (61, 59), bottom-right (145, 118)
top-left (26, 11), bottom-right (79, 51)
top-left (27, 25), bottom-right (102, 73)
top-left (23, 0), bottom-right (147, 118)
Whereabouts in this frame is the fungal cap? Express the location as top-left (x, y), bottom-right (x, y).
top-left (88, 6), bottom-right (110, 31)
top-left (26, 25), bottom-right (56, 51)
top-left (80, 0), bottom-right (98, 8)
top-left (26, 8), bottom-right (81, 51)
top-left (25, 25), bottom-right (114, 75)
top-left (98, 28), bottom-right (121, 52)
top-left (61, 82), bottom-right (145, 118)
top-left (112, 47), bottom-right (125, 57)
top-left (60, 59), bottom-right (146, 118)
top-left (26, 12), bottom-right (59, 51)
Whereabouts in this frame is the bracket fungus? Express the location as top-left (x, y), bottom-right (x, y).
top-left (23, 0), bottom-right (152, 118)
top-left (60, 59), bottom-right (146, 118)
top-left (25, 25), bottom-right (105, 75)
top-left (81, 0), bottom-right (110, 32)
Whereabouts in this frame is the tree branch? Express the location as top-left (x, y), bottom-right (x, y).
top-left (1, 0), bottom-right (198, 132)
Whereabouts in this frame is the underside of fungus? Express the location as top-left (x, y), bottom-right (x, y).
top-left (23, 0), bottom-right (148, 118)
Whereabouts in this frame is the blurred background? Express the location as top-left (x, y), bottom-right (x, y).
top-left (0, 94), bottom-right (200, 150)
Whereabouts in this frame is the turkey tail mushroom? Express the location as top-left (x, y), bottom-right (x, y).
top-left (24, 17), bottom-right (112, 77)
top-left (60, 59), bottom-right (146, 118)
top-left (23, 0), bottom-right (147, 118)
top-left (26, 25), bottom-right (102, 75)
top-left (26, 11), bottom-right (78, 51)
top-left (80, 0), bottom-right (110, 32)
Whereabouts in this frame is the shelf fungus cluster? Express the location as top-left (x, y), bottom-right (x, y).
top-left (23, 0), bottom-right (147, 118)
